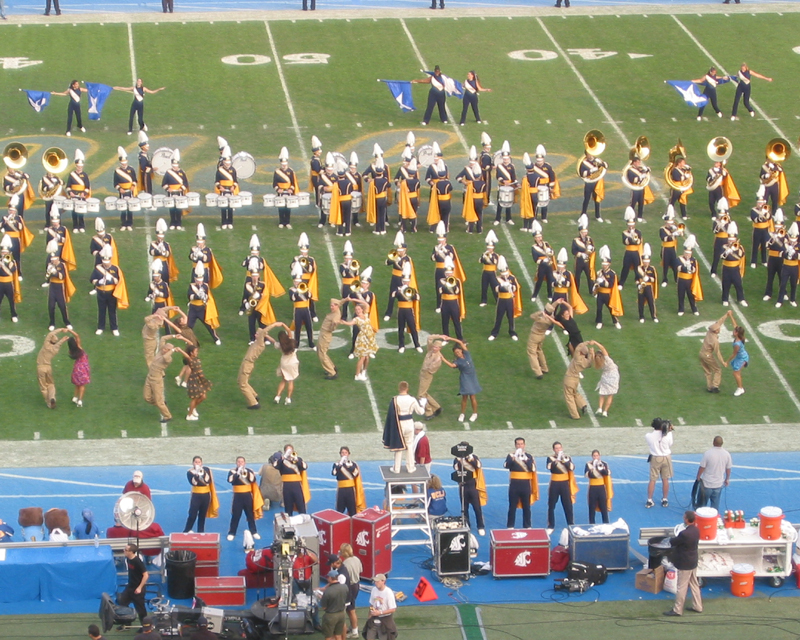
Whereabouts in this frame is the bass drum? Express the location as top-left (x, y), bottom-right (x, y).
top-left (232, 152), bottom-right (256, 180)
top-left (151, 147), bottom-right (174, 176)
top-left (416, 145), bottom-right (435, 168)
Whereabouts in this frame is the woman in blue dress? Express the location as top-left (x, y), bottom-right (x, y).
top-left (447, 339), bottom-right (482, 423)
top-left (725, 324), bottom-right (749, 397)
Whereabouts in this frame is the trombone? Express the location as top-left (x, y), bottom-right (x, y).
top-left (350, 258), bottom-right (360, 275)
top-left (621, 136), bottom-right (651, 191)
top-left (576, 130), bottom-right (607, 183)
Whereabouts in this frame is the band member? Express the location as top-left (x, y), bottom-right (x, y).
top-left (519, 153), bottom-right (538, 232)
top-left (462, 163), bottom-right (485, 234)
top-left (750, 187), bottom-right (772, 268)
top-left (213, 146), bottom-right (238, 230)
top-left (183, 456), bottom-right (218, 534)
top-left (397, 159), bottom-right (420, 233)
top-left (2, 196), bottom-right (34, 279)
top-left (0, 235), bottom-right (20, 321)
top-left (552, 248), bottom-right (587, 314)
top-left (318, 153), bottom-right (337, 229)
top-left (531, 145), bottom-right (558, 223)
top-left (332, 447), bottom-right (365, 516)
top-left (187, 262), bottom-right (221, 344)
top-left (227, 456), bottom-right (263, 541)
top-left (438, 256), bottom-right (465, 340)
top-left (309, 135), bottom-right (323, 209)
top-left (149, 218), bottom-right (178, 284)
top-left (489, 256), bottom-right (521, 341)
top-left (348, 152), bottom-right (363, 227)
top-left (776, 223), bottom-right (799, 307)
top-left (479, 230), bottom-right (500, 307)
top-left (720, 222), bottom-right (748, 307)
top-left (52, 80), bottom-right (87, 137)
top-left (162, 149), bottom-right (188, 230)
top-left (366, 152), bottom-right (390, 235)
top-left (760, 149), bottom-right (788, 213)
top-left (137, 131), bottom-right (153, 194)
top-left (383, 381), bottom-right (425, 473)
top-left (668, 153), bottom-right (693, 221)
top-left (710, 198), bottom-right (731, 278)
top-left (431, 222), bottom-right (465, 311)
top-left (659, 205), bottom-right (682, 287)
top-left (619, 208), bottom-right (643, 288)
top-left (292, 232), bottom-right (318, 321)
top-left (504, 437), bottom-right (537, 529)
top-left (677, 235), bottom-right (702, 316)
top-left (145, 259), bottom-right (172, 316)
top-left (731, 63), bottom-right (772, 119)
top-left (460, 71), bottom-right (491, 125)
top-left (413, 65), bottom-right (448, 126)
top-left (626, 154), bottom-right (652, 221)
top-left (348, 267), bottom-right (379, 360)
top-left (189, 224), bottom-right (223, 289)
top-left (452, 446), bottom-right (487, 534)
top-left (530, 222), bottom-right (554, 300)
top-left (289, 264), bottom-right (315, 350)
top-left (91, 244), bottom-right (128, 336)
top-left (572, 214), bottom-right (595, 293)
top-left (90, 217), bottom-right (117, 267)
top-left (495, 141), bottom-right (517, 225)
top-left (636, 244), bottom-right (658, 323)
top-left (394, 263), bottom-right (422, 353)
top-left (692, 67), bottom-right (729, 119)
top-left (273, 146), bottom-right (299, 229)
top-left (39, 160), bottom-right (64, 227)
top-left (763, 210), bottom-right (786, 302)
top-left (585, 451), bottom-right (612, 524)
top-left (45, 207), bottom-right (76, 272)
top-left (340, 241), bottom-right (359, 320)
top-left (331, 157), bottom-right (355, 237)
top-left (66, 148), bottom-right (90, 232)
top-left (594, 246), bottom-right (622, 330)
top-left (384, 232), bottom-right (412, 320)
top-left (44, 239), bottom-right (75, 330)
top-left (580, 149), bottom-right (607, 222)
top-left (706, 156), bottom-right (739, 217)
top-left (242, 264), bottom-right (276, 344)
top-left (114, 147), bottom-right (138, 231)
top-left (273, 445), bottom-right (310, 515)
top-left (479, 132), bottom-right (493, 207)
top-left (546, 442), bottom-right (577, 531)
top-left (112, 78), bottom-right (165, 135)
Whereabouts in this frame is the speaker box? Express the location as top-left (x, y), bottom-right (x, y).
top-left (434, 526), bottom-right (471, 576)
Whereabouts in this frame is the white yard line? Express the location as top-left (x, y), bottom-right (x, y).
top-left (266, 20), bottom-right (382, 431)
top-left (536, 16), bottom-right (800, 418)
top-left (401, 17), bottom-right (599, 426)
top-left (126, 23), bottom-right (137, 82)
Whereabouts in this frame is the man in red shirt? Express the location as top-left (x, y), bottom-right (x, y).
top-left (122, 470), bottom-right (152, 500)
top-left (413, 422), bottom-right (432, 473)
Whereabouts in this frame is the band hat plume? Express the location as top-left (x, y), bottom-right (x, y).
top-left (432, 141), bottom-right (442, 157)
top-left (217, 136), bottom-right (228, 150)
top-left (220, 146), bottom-right (231, 161)
top-left (298, 232), bottom-right (310, 248)
top-left (325, 152), bottom-right (335, 169)
top-left (0, 234), bottom-right (13, 251)
top-left (716, 197), bottom-right (729, 213)
top-left (501, 140), bottom-right (511, 156)
top-left (468, 145), bottom-right (477, 161)
top-left (8, 194), bottom-right (20, 210)
top-left (481, 131), bottom-right (491, 147)
top-left (756, 184), bottom-right (766, 201)
top-left (435, 221), bottom-right (447, 238)
top-left (727, 221), bottom-right (739, 237)
top-left (249, 234), bottom-right (260, 251)
top-left (444, 255), bottom-right (455, 273)
top-left (407, 158), bottom-right (417, 173)
top-left (359, 265), bottom-right (373, 282)
top-left (247, 256), bottom-right (260, 273)
top-left (155, 218), bottom-right (167, 235)
top-left (406, 131), bottom-right (415, 147)
top-left (577, 213), bottom-right (589, 231)
top-left (531, 220), bottom-right (543, 237)
top-left (599, 245), bottom-right (611, 264)
top-left (279, 147), bottom-right (289, 162)
top-left (74, 148), bottom-right (85, 164)
top-left (196, 223), bottom-right (206, 240)
top-left (372, 143), bottom-right (383, 158)
top-left (788, 222), bottom-right (799, 238)
top-left (523, 152), bottom-right (533, 169)
top-left (291, 262), bottom-right (303, 281)
top-left (624, 206), bottom-right (636, 223)
top-left (171, 148), bottom-right (180, 164)
top-left (535, 144), bottom-right (546, 158)
top-left (95, 217), bottom-right (105, 232)
top-left (642, 242), bottom-right (652, 260)
top-left (100, 244), bottom-right (113, 261)
top-left (349, 152), bottom-right (358, 167)
top-left (117, 146), bottom-right (127, 161)
top-left (343, 240), bottom-right (354, 256)
top-left (194, 261), bottom-right (205, 279)
top-left (151, 258), bottom-right (163, 274)
top-left (138, 130), bottom-right (149, 147)
top-left (311, 135), bottom-right (322, 151)
top-left (393, 231), bottom-right (406, 248)
top-left (663, 204), bottom-right (675, 220)
top-left (46, 239), bottom-right (59, 255)
top-left (51, 204), bottom-right (61, 220)
top-left (402, 261), bottom-right (412, 280)
top-left (556, 247), bottom-right (568, 265)
top-left (684, 234), bottom-right (698, 253)
top-left (497, 255), bottom-right (509, 273)
top-left (485, 229), bottom-right (498, 246)
top-left (773, 208), bottom-right (784, 225)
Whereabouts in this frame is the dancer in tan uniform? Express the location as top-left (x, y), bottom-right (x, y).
top-left (563, 341), bottom-right (594, 419)
top-left (417, 334), bottom-right (452, 419)
top-left (144, 335), bottom-right (189, 423)
top-left (318, 298), bottom-right (345, 379)
top-left (142, 307), bottom-right (180, 368)
top-left (526, 303), bottom-right (561, 379)
top-left (37, 328), bottom-right (71, 408)
top-left (238, 322), bottom-right (284, 409)
top-left (699, 311), bottom-right (732, 393)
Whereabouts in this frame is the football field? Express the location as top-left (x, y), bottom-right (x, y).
top-left (1, 7), bottom-right (800, 445)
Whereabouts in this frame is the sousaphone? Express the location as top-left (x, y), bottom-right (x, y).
top-left (664, 138), bottom-right (693, 192)
top-left (621, 135), bottom-right (650, 190)
top-left (576, 129), bottom-right (607, 183)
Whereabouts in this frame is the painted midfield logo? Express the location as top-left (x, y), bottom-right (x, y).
top-left (0, 57), bottom-right (43, 69)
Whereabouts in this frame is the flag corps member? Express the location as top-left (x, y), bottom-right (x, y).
top-left (215, 146), bottom-right (239, 230)
top-left (114, 146), bottom-right (138, 231)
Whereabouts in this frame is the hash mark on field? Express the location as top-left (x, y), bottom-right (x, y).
top-left (635, 419), bottom-right (643, 427)
top-left (720, 416), bottom-right (729, 424)
top-left (577, 119), bottom-right (583, 124)
top-left (325, 123), bottom-right (331, 128)
top-left (463, 422), bottom-right (470, 430)
top-left (121, 430), bottom-right (127, 438)
top-left (215, 226), bottom-right (222, 231)
top-left (763, 416), bottom-right (771, 424)
top-left (514, 120), bottom-right (520, 125)
top-left (678, 417), bottom-right (685, 425)
top-left (507, 421), bottom-right (514, 429)
top-left (388, 122), bottom-right (393, 127)
top-left (247, 426), bottom-right (254, 435)
top-left (251, 225), bottom-right (258, 231)
top-left (231, 125), bottom-right (236, 129)
top-left (291, 425), bottom-right (298, 435)
top-left (204, 427), bottom-right (211, 436)
top-left (356, 123), bottom-right (362, 128)
top-left (198, 125), bottom-right (204, 129)
top-left (346, 18), bottom-right (350, 22)
top-left (549, 420), bottom-right (557, 429)
top-left (672, 117), bottom-right (678, 122)
top-left (77, 431), bottom-right (84, 439)
top-left (34, 432), bottom-right (40, 440)
top-left (546, 119), bottom-right (551, 124)
top-left (640, 118), bottom-right (646, 123)
top-left (589, 15), bottom-right (594, 19)
top-left (161, 424), bottom-right (168, 437)
top-left (334, 424), bottom-right (341, 434)
top-left (263, 124), bottom-right (268, 129)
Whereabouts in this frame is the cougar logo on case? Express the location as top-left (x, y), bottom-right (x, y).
top-left (514, 551), bottom-right (531, 567)
top-left (511, 531), bottom-right (528, 539)
top-left (355, 531), bottom-right (370, 547)
top-left (449, 534), bottom-right (466, 552)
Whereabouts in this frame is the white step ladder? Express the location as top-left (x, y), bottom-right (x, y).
top-left (380, 465), bottom-right (432, 551)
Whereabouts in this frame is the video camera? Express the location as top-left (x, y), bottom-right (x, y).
top-left (652, 417), bottom-right (674, 436)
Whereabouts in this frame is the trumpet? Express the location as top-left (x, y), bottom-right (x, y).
top-left (387, 249), bottom-right (398, 261)
top-left (297, 281), bottom-right (309, 294)
top-left (675, 223), bottom-right (686, 236)
top-left (401, 286), bottom-right (416, 300)
top-left (1, 254), bottom-right (12, 267)
top-left (298, 256), bottom-right (310, 269)
top-left (723, 241), bottom-right (742, 256)
top-left (350, 258), bottom-right (360, 274)
top-left (349, 282), bottom-right (362, 295)
top-left (444, 276), bottom-right (457, 289)
top-left (771, 227), bottom-right (787, 239)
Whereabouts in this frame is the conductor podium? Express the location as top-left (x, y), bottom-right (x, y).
top-left (380, 465), bottom-right (433, 552)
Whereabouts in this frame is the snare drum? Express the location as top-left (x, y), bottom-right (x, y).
top-left (298, 192), bottom-right (310, 206)
top-left (206, 193), bottom-right (219, 208)
top-left (61, 198), bottom-right (74, 212)
top-left (115, 199), bottom-right (127, 212)
top-left (127, 198), bottom-right (141, 212)
top-left (498, 186), bottom-right (515, 206)
top-left (536, 185), bottom-right (550, 206)
top-left (163, 196), bottom-right (175, 208)
top-left (153, 194), bottom-right (165, 208)
top-left (74, 199), bottom-right (88, 214)
top-left (274, 196), bottom-right (286, 208)
top-left (216, 196), bottom-right (229, 208)
top-left (286, 196), bottom-right (299, 209)
top-left (350, 191), bottom-right (363, 210)
top-left (229, 195), bottom-right (242, 209)
top-left (187, 192), bottom-right (200, 207)
top-left (239, 191), bottom-right (253, 206)
top-left (137, 193), bottom-right (153, 209)
top-left (321, 193), bottom-right (332, 213)
top-left (263, 194), bottom-right (275, 207)
top-left (53, 195), bottom-right (67, 211)
top-left (87, 197), bottom-right (101, 214)
top-left (175, 195), bottom-right (189, 210)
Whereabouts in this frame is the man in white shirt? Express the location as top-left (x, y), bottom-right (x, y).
top-left (645, 418), bottom-right (674, 508)
top-left (696, 436), bottom-right (732, 511)
top-left (382, 381), bottom-right (425, 474)
top-left (364, 574), bottom-right (397, 640)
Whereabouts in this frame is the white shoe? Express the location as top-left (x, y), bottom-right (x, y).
top-left (398, 347), bottom-right (405, 353)
top-left (654, 318), bottom-right (659, 323)
top-left (66, 324), bottom-right (73, 330)
top-left (274, 396), bottom-right (281, 404)
top-left (750, 263), bottom-right (756, 269)
top-left (112, 330), bottom-right (119, 336)
top-left (348, 353), bottom-right (355, 360)
top-left (11, 317), bottom-right (18, 323)
top-left (717, 112), bottom-right (722, 118)
top-left (507, 220), bottom-right (515, 226)
top-left (763, 295), bottom-right (771, 301)
top-left (639, 318), bottom-right (645, 323)
top-left (661, 282), bottom-right (668, 288)
top-left (77, 400), bottom-right (83, 407)
top-left (457, 413), bottom-right (465, 422)
top-left (181, 381), bottom-right (187, 388)
top-left (696, 116), bottom-right (702, 121)
top-left (615, 322), bottom-right (622, 330)
top-left (215, 339), bottom-right (222, 345)
top-left (285, 397), bottom-right (292, 405)
top-left (791, 301), bottom-right (798, 307)
top-left (80, 127), bottom-right (86, 132)
top-left (602, 410), bottom-right (608, 417)
top-left (286, 224), bottom-right (292, 229)
top-left (493, 220), bottom-right (500, 226)
top-left (416, 346), bottom-right (423, 353)
top-left (317, 223), bottom-right (324, 229)
top-left (278, 224), bottom-right (284, 229)
top-left (469, 413), bottom-right (478, 422)
top-left (49, 325), bottom-right (55, 331)
top-left (775, 302), bottom-right (782, 308)
top-left (175, 376), bottom-right (182, 387)
top-left (546, 528), bottom-right (554, 535)
top-left (72, 397), bottom-right (79, 405)
top-left (731, 115), bottom-right (736, 121)
top-left (711, 273), bottom-right (717, 279)
top-left (488, 335), bottom-right (495, 341)
top-left (95, 329), bottom-right (103, 335)
top-left (478, 529), bottom-right (485, 536)
top-left (435, 307), bottom-right (442, 313)
top-left (595, 407), bottom-right (603, 415)
top-left (192, 409), bottom-right (199, 417)
top-left (186, 414), bottom-right (198, 421)
top-left (722, 301), bottom-right (729, 307)
top-left (617, 285), bottom-right (623, 291)
top-left (512, 335), bottom-right (518, 341)
top-left (383, 315), bottom-right (390, 321)
top-left (740, 300), bottom-right (748, 307)
top-left (253, 533), bottom-right (261, 540)
top-left (227, 534), bottom-right (235, 541)
top-left (694, 311), bottom-right (700, 316)
top-left (678, 312), bottom-right (684, 317)
top-left (734, 387), bottom-right (745, 397)
top-left (66, 131), bottom-right (71, 137)
top-left (596, 323), bottom-right (602, 329)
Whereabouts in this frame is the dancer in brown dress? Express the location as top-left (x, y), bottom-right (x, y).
top-left (186, 344), bottom-right (212, 421)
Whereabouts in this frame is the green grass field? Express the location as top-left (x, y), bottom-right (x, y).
top-left (2, 11), bottom-right (800, 443)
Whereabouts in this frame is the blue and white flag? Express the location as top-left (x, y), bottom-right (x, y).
top-left (666, 81), bottom-right (708, 108)
top-left (380, 80), bottom-right (415, 112)
top-left (425, 70), bottom-right (463, 98)
top-left (23, 90), bottom-right (51, 113)
top-left (85, 82), bottom-right (113, 121)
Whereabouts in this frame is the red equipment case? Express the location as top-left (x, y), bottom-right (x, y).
top-left (351, 507), bottom-right (392, 579)
top-left (490, 529), bottom-right (551, 578)
top-left (194, 576), bottom-right (246, 606)
top-left (312, 509), bottom-right (352, 558)
top-left (169, 532), bottom-right (220, 577)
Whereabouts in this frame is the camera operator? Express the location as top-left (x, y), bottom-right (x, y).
top-left (645, 418), bottom-right (674, 508)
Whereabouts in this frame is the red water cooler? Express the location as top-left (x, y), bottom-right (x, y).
top-left (351, 507), bottom-right (392, 579)
top-left (312, 509), bottom-right (352, 558)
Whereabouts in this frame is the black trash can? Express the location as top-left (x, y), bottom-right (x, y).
top-left (647, 536), bottom-right (672, 570)
top-left (165, 550), bottom-right (197, 599)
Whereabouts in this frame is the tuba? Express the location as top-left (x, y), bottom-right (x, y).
top-left (576, 130), bottom-right (607, 184)
top-left (664, 139), bottom-right (693, 192)
top-left (39, 147), bottom-right (68, 200)
top-left (766, 138), bottom-right (791, 164)
top-left (706, 136), bottom-right (732, 163)
top-left (3, 142), bottom-right (28, 171)
top-left (621, 136), bottom-right (650, 191)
